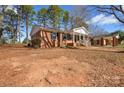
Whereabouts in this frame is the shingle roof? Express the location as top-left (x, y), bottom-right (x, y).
top-left (30, 26), bottom-right (89, 36)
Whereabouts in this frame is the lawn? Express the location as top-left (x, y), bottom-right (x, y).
top-left (0, 46), bottom-right (124, 86)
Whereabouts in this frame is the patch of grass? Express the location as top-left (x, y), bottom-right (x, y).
top-left (116, 44), bottom-right (124, 48)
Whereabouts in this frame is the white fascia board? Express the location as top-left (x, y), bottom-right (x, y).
top-left (73, 26), bottom-right (88, 35)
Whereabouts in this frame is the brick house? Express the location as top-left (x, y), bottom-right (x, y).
top-left (91, 35), bottom-right (119, 47)
top-left (30, 26), bottom-right (90, 48)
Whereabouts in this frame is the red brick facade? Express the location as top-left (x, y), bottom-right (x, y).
top-left (91, 36), bottom-right (119, 47)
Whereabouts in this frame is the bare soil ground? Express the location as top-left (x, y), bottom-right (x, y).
top-left (0, 45), bottom-right (124, 87)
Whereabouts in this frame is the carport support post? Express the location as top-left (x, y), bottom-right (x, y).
top-left (73, 32), bottom-right (76, 47)
top-left (112, 36), bottom-right (116, 47)
top-left (60, 33), bottom-right (63, 47)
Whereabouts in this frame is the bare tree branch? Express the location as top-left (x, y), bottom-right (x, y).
top-left (98, 10), bottom-right (113, 14)
top-left (119, 5), bottom-right (124, 14)
top-left (112, 10), bottom-right (124, 23)
top-left (111, 5), bottom-right (124, 14)
top-left (96, 5), bottom-right (124, 24)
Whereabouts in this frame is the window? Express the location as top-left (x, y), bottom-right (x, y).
top-left (51, 32), bottom-right (57, 40)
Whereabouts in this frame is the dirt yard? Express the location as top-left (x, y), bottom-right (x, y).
top-left (0, 46), bottom-right (124, 87)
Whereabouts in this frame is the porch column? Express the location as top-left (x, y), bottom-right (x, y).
top-left (73, 32), bottom-right (76, 47)
top-left (112, 36), bottom-right (117, 47)
top-left (83, 34), bottom-right (85, 45)
top-left (57, 33), bottom-right (60, 47)
top-left (79, 33), bottom-right (81, 45)
top-left (101, 37), bottom-right (104, 46)
top-left (65, 33), bottom-right (67, 46)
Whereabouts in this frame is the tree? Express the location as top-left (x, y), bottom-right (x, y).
top-left (4, 8), bottom-right (19, 44)
top-left (69, 6), bottom-right (89, 29)
top-left (69, 16), bottom-right (74, 30)
top-left (74, 16), bottom-right (88, 28)
top-left (0, 15), bottom-right (3, 38)
top-left (109, 30), bottom-right (124, 43)
top-left (57, 8), bottom-right (63, 29)
top-left (21, 5), bottom-right (33, 44)
top-left (96, 5), bottom-right (124, 24)
top-left (63, 11), bottom-right (69, 30)
top-left (47, 5), bottom-right (63, 29)
top-left (37, 8), bottom-right (48, 27)
top-left (15, 5), bottom-right (22, 43)
top-left (0, 5), bottom-right (8, 40)
top-left (88, 25), bottom-right (109, 37)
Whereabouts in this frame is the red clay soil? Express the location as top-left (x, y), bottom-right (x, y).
top-left (0, 46), bottom-right (124, 87)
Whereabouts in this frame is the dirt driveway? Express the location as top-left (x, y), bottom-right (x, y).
top-left (0, 47), bottom-right (124, 87)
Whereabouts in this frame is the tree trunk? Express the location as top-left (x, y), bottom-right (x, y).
top-left (14, 18), bottom-right (18, 44)
top-left (18, 15), bottom-right (21, 43)
top-left (26, 16), bottom-right (29, 44)
top-left (11, 17), bottom-right (16, 44)
top-left (0, 28), bottom-right (3, 43)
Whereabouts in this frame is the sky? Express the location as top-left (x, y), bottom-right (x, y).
top-left (33, 5), bottom-right (74, 11)
top-left (33, 5), bottom-right (124, 33)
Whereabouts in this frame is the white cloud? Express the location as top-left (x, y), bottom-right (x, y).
top-left (87, 14), bottom-right (119, 25)
top-left (88, 14), bottom-right (104, 24)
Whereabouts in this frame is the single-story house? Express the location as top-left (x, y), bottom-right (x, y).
top-left (30, 26), bottom-right (90, 48)
top-left (91, 35), bottom-right (119, 46)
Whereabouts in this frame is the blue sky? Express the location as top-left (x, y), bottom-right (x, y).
top-left (33, 5), bottom-right (124, 33)
top-left (33, 5), bottom-right (74, 11)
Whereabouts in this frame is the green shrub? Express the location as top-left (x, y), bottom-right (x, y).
top-left (0, 38), bottom-right (7, 45)
top-left (34, 44), bottom-right (40, 49)
top-left (31, 39), bottom-right (41, 48)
